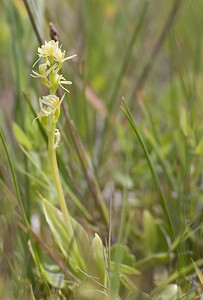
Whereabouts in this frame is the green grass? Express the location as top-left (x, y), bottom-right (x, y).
top-left (1, 0), bottom-right (203, 299)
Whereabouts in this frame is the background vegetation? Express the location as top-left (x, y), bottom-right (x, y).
top-left (1, 0), bottom-right (203, 299)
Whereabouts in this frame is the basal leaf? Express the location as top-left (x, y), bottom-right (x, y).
top-left (87, 233), bottom-right (107, 286)
top-left (43, 198), bottom-right (90, 276)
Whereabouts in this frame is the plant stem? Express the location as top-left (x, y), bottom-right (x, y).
top-left (44, 52), bottom-right (85, 269)
top-left (48, 116), bottom-right (85, 271)
top-left (48, 122), bottom-right (72, 230)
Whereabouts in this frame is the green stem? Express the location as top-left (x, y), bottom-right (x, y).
top-left (48, 122), bottom-right (86, 270)
top-left (48, 121), bottom-right (72, 230)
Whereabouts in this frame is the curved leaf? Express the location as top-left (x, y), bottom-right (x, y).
top-left (43, 198), bottom-right (91, 276)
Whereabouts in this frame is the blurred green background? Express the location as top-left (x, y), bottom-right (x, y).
top-left (1, 0), bottom-right (203, 299)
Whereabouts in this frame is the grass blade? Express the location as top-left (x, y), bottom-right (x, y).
top-left (0, 129), bottom-right (30, 230)
top-left (120, 99), bottom-right (175, 239)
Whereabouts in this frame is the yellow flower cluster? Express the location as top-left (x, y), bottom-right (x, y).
top-left (32, 40), bottom-right (76, 94)
top-left (32, 41), bottom-right (76, 136)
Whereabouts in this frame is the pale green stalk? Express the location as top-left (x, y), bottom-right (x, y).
top-left (47, 55), bottom-right (71, 227)
top-left (48, 121), bottom-right (71, 227)
top-left (48, 116), bottom-right (85, 270)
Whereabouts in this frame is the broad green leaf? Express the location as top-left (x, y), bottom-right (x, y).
top-left (87, 233), bottom-right (107, 286)
top-left (43, 198), bottom-right (90, 276)
top-left (13, 122), bottom-right (32, 150)
top-left (71, 217), bottom-right (91, 270)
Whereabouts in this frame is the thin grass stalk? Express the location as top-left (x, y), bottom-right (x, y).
top-left (121, 99), bottom-right (175, 239)
top-left (0, 130), bottom-right (30, 232)
top-left (151, 258), bottom-right (203, 296)
top-left (0, 129), bottom-right (44, 277)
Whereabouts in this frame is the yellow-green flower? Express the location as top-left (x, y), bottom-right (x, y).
top-left (33, 94), bottom-right (65, 128)
top-left (38, 40), bottom-right (61, 59)
top-left (32, 40), bottom-right (76, 93)
top-left (37, 40), bottom-right (77, 64)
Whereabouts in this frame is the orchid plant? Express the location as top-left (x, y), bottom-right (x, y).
top-left (30, 40), bottom-right (138, 299)
top-left (31, 40), bottom-right (110, 298)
